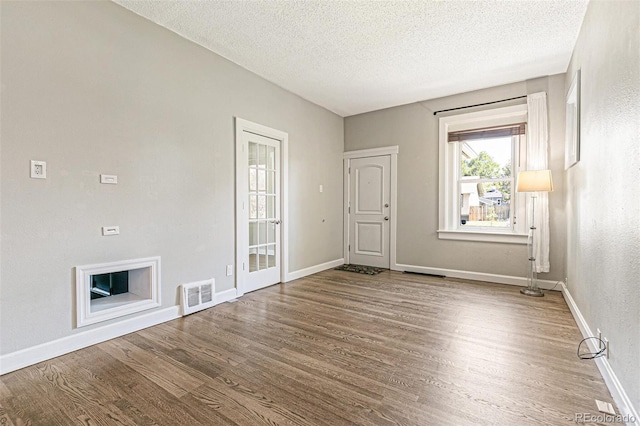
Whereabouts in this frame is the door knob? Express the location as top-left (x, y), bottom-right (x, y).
top-left (384, 216), bottom-right (389, 221)
top-left (385, 203), bottom-right (389, 208)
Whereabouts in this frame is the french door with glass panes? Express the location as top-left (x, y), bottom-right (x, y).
top-left (242, 132), bottom-right (281, 293)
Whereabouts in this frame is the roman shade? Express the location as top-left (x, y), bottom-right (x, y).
top-left (448, 123), bottom-right (526, 142)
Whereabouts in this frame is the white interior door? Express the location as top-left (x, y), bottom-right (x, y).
top-left (348, 155), bottom-right (390, 268)
top-left (241, 131), bottom-right (281, 293)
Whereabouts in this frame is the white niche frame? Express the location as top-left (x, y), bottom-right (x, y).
top-left (75, 256), bottom-right (161, 328)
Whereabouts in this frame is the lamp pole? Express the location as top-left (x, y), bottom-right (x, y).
top-left (521, 194), bottom-right (543, 297)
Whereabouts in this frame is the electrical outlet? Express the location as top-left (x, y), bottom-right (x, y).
top-left (604, 338), bottom-right (610, 359)
top-left (596, 328), bottom-right (602, 348)
top-left (226, 264), bottom-right (233, 276)
top-left (30, 160), bottom-right (47, 179)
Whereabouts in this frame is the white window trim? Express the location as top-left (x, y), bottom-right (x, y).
top-left (438, 104), bottom-right (528, 244)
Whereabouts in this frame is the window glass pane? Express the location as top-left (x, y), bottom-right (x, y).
top-left (249, 247), bottom-right (258, 272)
top-left (460, 137), bottom-right (512, 179)
top-left (268, 146), bottom-right (275, 170)
top-left (267, 196), bottom-right (275, 219)
top-left (267, 221), bottom-right (275, 244)
top-left (267, 245), bottom-right (276, 268)
top-left (267, 171), bottom-right (275, 194)
top-left (258, 195), bottom-right (266, 219)
top-left (258, 246), bottom-right (267, 271)
top-left (258, 144), bottom-right (267, 168)
top-left (259, 221), bottom-right (267, 245)
top-left (249, 221), bottom-right (258, 246)
top-left (258, 169), bottom-right (266, 192)
top-left (460, 181), bottom-right (511, 228)
top-left (249, 142), bottom-right (257, 167)
top-left (249, 168), bottom-right (257, 192)
top-left (249, 195), bottom-right (257, 219)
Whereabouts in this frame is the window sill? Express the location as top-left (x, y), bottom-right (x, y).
top-left (437, 229), bottom-right (528, 244)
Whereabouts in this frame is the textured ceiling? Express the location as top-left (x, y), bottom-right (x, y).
top-left (112, 0), bottom-right (589, 117)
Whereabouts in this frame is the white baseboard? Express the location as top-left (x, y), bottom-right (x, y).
top-left (0, 306), bottom-right (180, 375)
top-left (285, 258), bottom-right (344, 282)
top-left (561, 283), bottom-right (639, 426)
top-left (0, 288), bottom-right (239, 376)
top-left (393, 263), bottom-right (561, 290)
top-left (215, 287), bottom-right (238, 304)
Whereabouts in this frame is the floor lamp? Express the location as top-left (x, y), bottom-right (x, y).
top-left (516, 170), bottom-right (554, 297)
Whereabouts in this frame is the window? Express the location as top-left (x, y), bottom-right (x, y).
top-left (438, 105), bottom-right (528, 244)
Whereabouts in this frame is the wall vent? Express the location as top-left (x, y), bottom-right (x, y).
top-left (180, 279), bottom-right (215, 315)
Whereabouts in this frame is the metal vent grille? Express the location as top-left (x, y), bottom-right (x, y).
top-left (201, 284), bottom-right (213, 304)
top-left (180, 279), bottom-right (215, 315)
top-left (187, 287), bottom-right (200, 307)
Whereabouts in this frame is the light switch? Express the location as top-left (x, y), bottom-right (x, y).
top-left (100, 174), bottom-right (118, 184)
top-left (102, 226), bottom-right (120, 236)
top-left (319, 184), bottom-right (323, 193)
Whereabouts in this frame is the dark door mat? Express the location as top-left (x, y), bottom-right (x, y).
top-left (334, 264), bottom-right (386, 275)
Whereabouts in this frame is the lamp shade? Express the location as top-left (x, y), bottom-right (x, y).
top-left (516, 170), bottom-right (554, 192)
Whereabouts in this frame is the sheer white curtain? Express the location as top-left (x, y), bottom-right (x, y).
top-left (526, 92), bottom-right (550, 272)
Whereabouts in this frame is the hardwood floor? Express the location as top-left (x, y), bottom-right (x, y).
top-left (0, 270), bottom-right (615, 425)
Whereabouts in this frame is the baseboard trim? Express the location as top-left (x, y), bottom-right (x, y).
top-left (215, 287), bottom-right (238, 304)
top-left (393, 263), bottom-right (561, 290)
top-left (561, 283), bottom-right (639, 426)
top-left (1, 288), bottom-right (239, 376)
top-left (285, 258), bottom-right (344, 282)
top-left (0, 306), bottom-right (179, 375)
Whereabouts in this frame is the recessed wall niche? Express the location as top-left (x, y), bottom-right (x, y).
top-left (75, 257), bottom-right (161, 327)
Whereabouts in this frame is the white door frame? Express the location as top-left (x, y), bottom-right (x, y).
top-left (235, 118), bottom-right (289, 297)
top-left (343, 146), bottom-right (398, 270)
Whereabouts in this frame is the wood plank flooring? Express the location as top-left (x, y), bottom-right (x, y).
top-left (0, 270), bottom-right (616, 425)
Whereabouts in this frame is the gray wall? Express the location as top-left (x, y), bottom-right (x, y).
top-left (344, 75), bottom-right (566, 281)
top-left (564, 0), bottom-right (640, 412)
top-left (0, 1), bottom-right (343, 354)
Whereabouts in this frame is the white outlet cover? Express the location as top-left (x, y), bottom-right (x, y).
top-left (30, 160), bottom-right (47, 179)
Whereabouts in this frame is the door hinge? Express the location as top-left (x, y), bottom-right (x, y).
top-left (348, 244), bottom-right (350, 251)
top-left (348, 167), bottom-right (351, 174)
top-left (242, 262), bottom-right (245, 271)
top-left (348, 206), bottom-right (350, 214)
